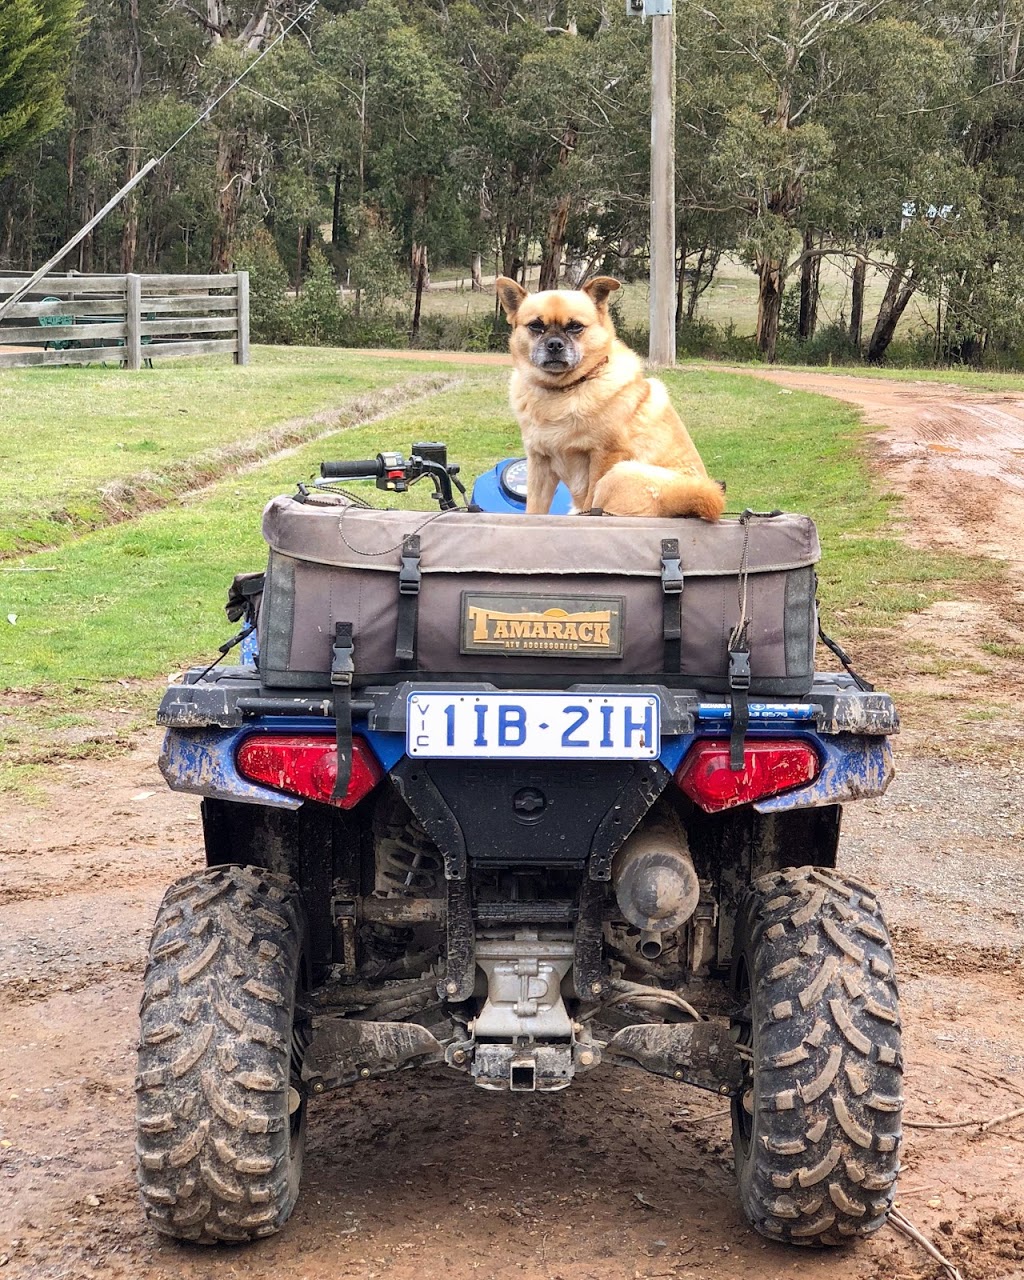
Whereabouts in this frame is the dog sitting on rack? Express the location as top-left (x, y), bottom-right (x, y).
top-left (496, 275), bottom-right (725, 520)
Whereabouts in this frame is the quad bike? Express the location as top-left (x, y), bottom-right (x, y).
top-left (137, 443), bottom-right (902, 1247)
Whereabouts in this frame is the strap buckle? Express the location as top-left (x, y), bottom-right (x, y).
top-left (331, 622), bottom-right (354, 688)
top-left (660, 539), bottom-right (683, 594)
top-left (728, 646), bottom-right (751, 692)
top-left (399, 534), bottom-right (421, 596)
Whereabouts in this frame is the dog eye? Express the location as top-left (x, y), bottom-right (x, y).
top-left (526, 320), bottom-right (546, 335)
top-left (565, 322), bottom-right (585, 335)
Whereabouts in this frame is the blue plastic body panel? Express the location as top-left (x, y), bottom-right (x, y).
top-left (159, 701), bottom-right (893, 813)
top-left (471, 458), bottom-right (573, 514)
top-left (159, 724), bottom-right (303, 810)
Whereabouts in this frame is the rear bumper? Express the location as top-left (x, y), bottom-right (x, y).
top-left (157, 671), bottom-right (897, 812)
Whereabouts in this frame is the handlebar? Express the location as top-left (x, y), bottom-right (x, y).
top-left (316, 445), bottom-right (465, 511)
top-left (319, 458), bottom-right (382, 479)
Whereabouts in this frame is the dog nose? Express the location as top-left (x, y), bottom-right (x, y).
top-left (545, 336), bottom-right (565, 354)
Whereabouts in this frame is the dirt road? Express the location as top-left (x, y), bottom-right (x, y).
top-left (2, 369), bottom-right (1023, 1280)
top-left (740, 368), bottom-right (1024, 576)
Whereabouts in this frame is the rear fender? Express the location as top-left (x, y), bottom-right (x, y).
top-left (159, 726), bottom-right (302, 809)
top-left (753, 734), bottom-right (894, 813)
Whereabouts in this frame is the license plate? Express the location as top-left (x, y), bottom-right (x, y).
top-left (406, 692), bottom-right (660, 760)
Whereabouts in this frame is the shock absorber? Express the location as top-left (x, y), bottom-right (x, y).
top-left (377, 819), bottom-right (443, 896)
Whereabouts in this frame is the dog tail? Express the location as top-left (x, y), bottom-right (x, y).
top-left (593, 462), bottom-right (726, 521)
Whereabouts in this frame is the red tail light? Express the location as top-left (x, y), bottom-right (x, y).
top-left (675, 739), bottom-right (820, 813)
top-left (236, 734), bottom-right (382, 809)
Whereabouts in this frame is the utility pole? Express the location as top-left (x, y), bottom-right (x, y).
top-left (648, 0), bottom-right (676, 366)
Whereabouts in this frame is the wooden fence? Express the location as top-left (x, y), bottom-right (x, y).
top-left (0, 271), bottom-right (249, 369)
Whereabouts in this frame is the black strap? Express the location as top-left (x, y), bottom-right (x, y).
top-left (728, 637), bottom-right (750, 772)
top-left (395, 534), bottom-right (421, 667)
top-left (331, 622), bottom-right (354, 800)
top-left (660, 538), bottom-right (683, 672)
top-left (818, 624), bottom-right (874, 692)
top-left (725, 516), bottom-right (758, 772)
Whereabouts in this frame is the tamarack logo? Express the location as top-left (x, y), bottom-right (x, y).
top-left (461, 593), bottom-right (624, 658)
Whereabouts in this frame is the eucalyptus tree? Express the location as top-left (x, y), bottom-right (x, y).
top-left (0, 0), bottom-right (81, 179)
top-left (675, 0), bottom-right (965, 360)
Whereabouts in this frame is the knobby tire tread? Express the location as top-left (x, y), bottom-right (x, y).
top-left (135, 865), bottom-right (307, 1244)
top-left (732, 866), bottom-right (903, 1246)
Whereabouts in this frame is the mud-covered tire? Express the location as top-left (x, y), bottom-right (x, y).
top-left (135, 865), bottom-right (309, 1244)
top-left (731, 866), bottom-right (903, 1246)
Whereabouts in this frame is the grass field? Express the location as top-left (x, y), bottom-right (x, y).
top-left (417, 254), bottom-right (925, 341)
top-left (0, 348), bottom-right (993, 795)
top-left (0, 347), bottom-right (453, 555)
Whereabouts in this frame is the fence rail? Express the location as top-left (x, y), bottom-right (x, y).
top-left (0, 271), bottom-right (249, 369)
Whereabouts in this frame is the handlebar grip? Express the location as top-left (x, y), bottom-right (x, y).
top-left (320, 459), bottom-right (382, 479)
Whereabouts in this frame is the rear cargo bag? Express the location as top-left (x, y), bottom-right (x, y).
top-left (256, 494), bottom-right (820, 695)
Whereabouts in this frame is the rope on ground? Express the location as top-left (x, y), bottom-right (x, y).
top-left (887, 1208), bottom-right (965, 1280)
top-left (905, 1103), bottom-right (1024, 1132)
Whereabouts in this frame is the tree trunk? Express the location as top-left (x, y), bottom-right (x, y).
top-left (756, 258), bottom-right (785, 361)
top-left (119, 0), bottom-right (144, 274)
top-left (539, 196), bottom-right (569, 290)
top-left (410, 241), bottom-right (430, 291)
top-left (471, 250), bottom-right (482, 291)
top-left (538, 123), bottom-right (577, 291)
top-left (500, 219), bottom-right (519, 277)
top-left (797, 230), bottom-right (819, 340)
top-left (26, 181), bottom-right (35, 268)
top-left (1, 205), bottom-right (14, 268)
top-left (411, 245), bottom-right (428, 341)
top-left (675, 229), bottom-right (688, 328)
top-left (332, 163), bottom-right (344, 248)
top-left (120, 151), bottom-right (140, 273)
top-left (210, 133), bottom-right (248, 272)
top-left (686, 244), bottom-right (721, 321)
top-left (66, 130), bottom-right (76, 229)
top-left (357, 65), bottom-right (367, 207)
top-left (849, 253), bottom-right (866, 349)
top-left (867, 262), bottom-right (917, 362)
top-left (79, 189), bottom-right (95, 272)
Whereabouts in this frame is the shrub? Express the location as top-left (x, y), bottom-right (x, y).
top-left (347, 209), bottom-right (406, 311)
top-left (411, 311), bottom-right (505, 352)
top-left (289, 247), bottom-right (345, 345)
top-left (233, 229), bottom-right (290, 344)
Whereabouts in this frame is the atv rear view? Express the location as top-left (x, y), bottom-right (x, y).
top-left (138, 444), bottom-right (902, 1248)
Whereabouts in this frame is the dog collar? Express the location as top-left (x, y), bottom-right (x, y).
top-left (544, 356), bottom-right (610, 392)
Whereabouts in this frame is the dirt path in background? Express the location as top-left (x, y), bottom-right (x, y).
top-left (2, 368), bottom-right (1024, 1280)
top-left (736, 368), bottom-right (1024, 577)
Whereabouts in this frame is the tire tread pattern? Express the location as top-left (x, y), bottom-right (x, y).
top-left (135, 865), bottom-right (305, 1244)
top-left (733, 866), bottom-right (902, 1246)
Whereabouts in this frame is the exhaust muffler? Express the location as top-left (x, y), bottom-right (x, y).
top-left (612, 816), bottom-right (700, 937)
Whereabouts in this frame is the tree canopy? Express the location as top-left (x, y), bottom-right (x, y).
top-left (0, 0), bottom-right (81, 179)
top-left (3, 0), bottom-right (1024, 363)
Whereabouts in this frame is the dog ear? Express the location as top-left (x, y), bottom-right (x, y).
top-left (496, 276), bottom-right (528, 319)
top-left (582, 276), bottom-right (621, 308)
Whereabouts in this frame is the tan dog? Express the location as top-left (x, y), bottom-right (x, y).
top-left (496, 275), bottom-right (725, 520)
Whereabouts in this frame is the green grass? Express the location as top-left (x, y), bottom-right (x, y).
top-left (415, 253), bottom-right (909, 339)
top-left (0, 370), bottom-right (509, 690)
top-left (0, 346), bottom-right (452, 555)
top-left (1, 365), bottom-right (986, 686)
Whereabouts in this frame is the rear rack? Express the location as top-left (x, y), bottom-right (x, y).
top-left (157, 668), bottom-right (899, 737)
